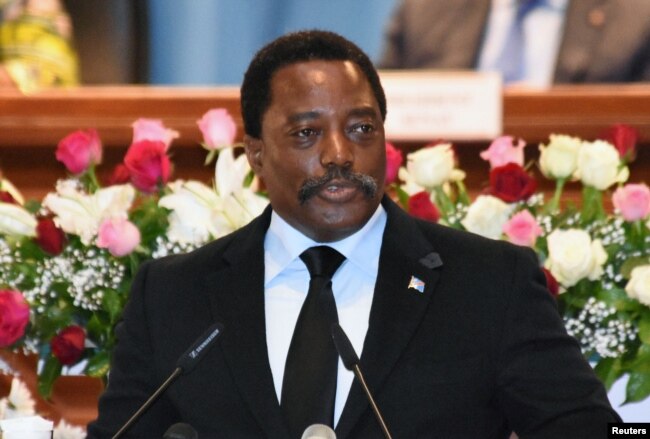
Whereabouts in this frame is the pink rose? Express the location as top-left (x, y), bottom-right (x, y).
top-left (480, 136), bottom-right (525, 169)
top-left (124, 140), bottom-right (172, 193)
top-left (55, 129), bottom-right (102, 174)
top-left (51, 325), bottom-right (85, 365)
top-left (385, 142), bottom-right (403, 185)
top-left (0, 290), bottom-right (30, 347)
top-left (132, 118), bottom-right (179, 148)
top-left (612, 183), bottom-right (650, 221)
top-left (197, 108), bottom-right (237, 150)
top-left (97, 218), bottom-right (141, 257)
top-left (502, 210), bottom-right (542, 247)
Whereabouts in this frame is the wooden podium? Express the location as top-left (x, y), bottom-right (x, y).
top-left (1, 85), bottom-right (649, 200)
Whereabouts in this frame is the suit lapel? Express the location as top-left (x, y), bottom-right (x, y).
top-left (203, 207), bottom-right (289, 438)
top-left (336, 199), bottom-right (443, 438)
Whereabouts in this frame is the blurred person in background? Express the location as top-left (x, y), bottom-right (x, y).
top-left (379, 0), bottom-right (650, 87)
top-left (0, 0), bottom-right (78, 92)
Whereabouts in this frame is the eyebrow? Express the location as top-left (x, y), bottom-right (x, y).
top-left (348, 106), bottom-right (380, 119)
top-left (287, 106), bottom-right (379, 124)
top-left (287, 111), bottom-right (320, 124)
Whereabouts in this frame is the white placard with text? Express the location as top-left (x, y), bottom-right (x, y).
top-left (379, 70), bottom-right (502, 141)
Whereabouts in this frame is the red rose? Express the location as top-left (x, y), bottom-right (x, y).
top-left (385, 142), bottom-right (403, 185)
top-left (489, 163), bottom-right (537, 203)
top-left (0, 290), bottom-right (30, 347)
top-left (0, 191), bottom-right (17, 204)
top-left (51, 325), bottom-right (85, 365)
top-left (108, 163), bottom-right (131, 185)
top-left (35, 217), bottom-right (67, 255)
top-left (542, 268), bottom-right (559, 298)
top-left (600, 124), bottom-right (638, 163)
top-left (408, 191), bottom-right (440, 223)
top-left (56, 129), bottom-right (103, 174)
top-left (124, 140), bottom-right (172, 193)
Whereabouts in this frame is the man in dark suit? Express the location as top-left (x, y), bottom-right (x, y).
top-left (380, 0), bottom-right (650, 84)
top-left (87, 30), bottom-right (619, 438)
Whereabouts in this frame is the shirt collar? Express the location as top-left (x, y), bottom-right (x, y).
top-left (264, 204), bottom-right (387, 285)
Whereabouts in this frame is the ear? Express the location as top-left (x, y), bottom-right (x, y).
top-left (244, 135), bottom-right (264, 174)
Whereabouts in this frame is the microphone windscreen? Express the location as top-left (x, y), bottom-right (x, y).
top-left (176, 322), bottom-right (224, 373)
top-left (163, 422), bottom-right (198, 439)
top-left (331, 323), bottom-right (360, 370)
top-left (301, 423), bottom-right (337, 439)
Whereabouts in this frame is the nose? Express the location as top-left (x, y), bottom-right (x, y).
top-left (320, 130), bottom-right (353, 168)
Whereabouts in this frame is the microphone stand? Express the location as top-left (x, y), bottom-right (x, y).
top-left (350, 364), bottom-right (393, 439)
top-left (112, 367), bottom-right (182, 439)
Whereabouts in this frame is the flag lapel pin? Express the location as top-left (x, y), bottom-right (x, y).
top-left (408, 275), bottom-right (425, 293)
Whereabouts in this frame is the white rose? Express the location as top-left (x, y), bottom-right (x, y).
top-left (539, 134), bottom-right (582, 179)
top-left (461, 195), bottom-right (512, 239)
top-left (545, 229), bottom-right (608, 288)
top-left (576, 140), bottom-right (629, 190)
top-left (625, 265), bottom-right (650, 307)
top-left (0, 202), bottom-right (37, 237)
top-left (406, 143), bottom-right (456, 188)
top-left (43, 180), bottom-right (135, 244)
top-left (397, 167), bottom-right (425, 196)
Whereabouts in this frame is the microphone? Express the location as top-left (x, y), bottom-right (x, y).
top-left (301, 423), bottom-right (337, 439)
top-left (163, 423), bottom-right (198, 439)
top-left (331, 323), bottom-right (393, 439)
top-left (112, 322), bottom-right (224, 439)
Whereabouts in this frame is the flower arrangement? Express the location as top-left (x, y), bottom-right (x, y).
top-left (0, 110), bottom-right (648, 415)
top-left (389, 124), bottom-right (650, 403)
top-left (0, 108), bottom-right (267, 401)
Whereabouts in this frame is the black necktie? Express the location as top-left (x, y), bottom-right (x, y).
top-left (281, 246), bottom-right (346, 438)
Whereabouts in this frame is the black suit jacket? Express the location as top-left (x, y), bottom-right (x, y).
top-left (88, 197), bottom-right (619, 438)
top-left (380, 0), bottom-right (650, 83)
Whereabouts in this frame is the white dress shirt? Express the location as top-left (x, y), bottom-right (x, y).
top-left (478, 0), bottom-right (569, 87)
top-left (264, 204), bottom-right (387, 426)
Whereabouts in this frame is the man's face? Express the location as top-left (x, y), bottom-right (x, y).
top-left (245, 60), bottom-right (386, 242)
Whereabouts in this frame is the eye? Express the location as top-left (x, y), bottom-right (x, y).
top-left (293, 127), bottom-right (319, 138)
top-left (350, 123), bottom-right (375, 135)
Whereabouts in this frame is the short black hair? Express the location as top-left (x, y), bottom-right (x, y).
top-left (240, 30), bottom-right (387, 139)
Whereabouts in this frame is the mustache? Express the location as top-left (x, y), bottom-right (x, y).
top-left (298, 166), bottom-right (378, 205)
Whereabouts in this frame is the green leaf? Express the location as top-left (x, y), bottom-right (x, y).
top-left (621, 256), bottom-right (650, 279)
top-left (85, 351), bottom-right (111, 378)
top-left (624, 371), bottom-right (650, 404)
top-left (596, 286), bottom-right (640, 312)
top-left (395, 185), bottom-right (410, 210)
top-left (594, 357), bottom-right (623, 390)
top-left (38, 355), bottom-right (63, 399)
top-left (102, 289), bottom-right (123, 324)
top-left (626, 344), bottom-right (650, 374)
top-left (204, 149), bottom-right (218, 166)
top-left (640, 318), bottom-right (650, 345)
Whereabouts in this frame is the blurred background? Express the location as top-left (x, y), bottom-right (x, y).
top-left (63, 0), bottom-right (396, 86)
